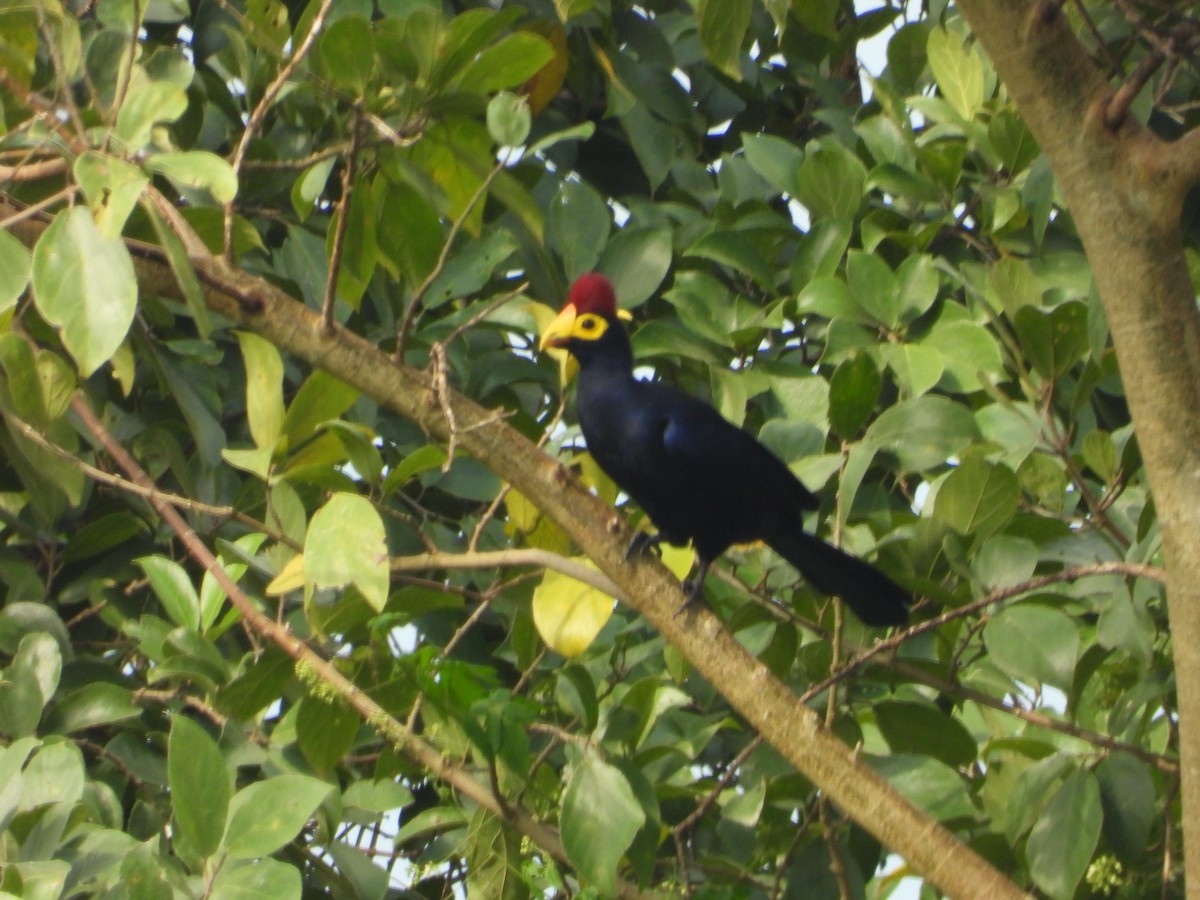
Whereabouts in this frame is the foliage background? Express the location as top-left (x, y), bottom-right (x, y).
top-left (0, 0), bottom-right (1191, 897)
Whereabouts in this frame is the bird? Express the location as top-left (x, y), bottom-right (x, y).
top-left (538, 272), bottom-right (910, 627)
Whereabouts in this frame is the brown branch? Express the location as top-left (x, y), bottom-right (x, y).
top-left (0, 156), bottom-right (69, 183)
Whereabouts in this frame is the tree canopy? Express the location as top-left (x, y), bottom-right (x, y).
top-left (0, 0), bottom-right (1197, 897)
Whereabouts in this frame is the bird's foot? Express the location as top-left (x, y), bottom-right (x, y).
top-left (625, 530), bottom-right (662, 561)
top-left (674, 577), bottom-right (707, 618)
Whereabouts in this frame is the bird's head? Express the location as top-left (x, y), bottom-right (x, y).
top-left (538, 273), bottom-right (633, 354)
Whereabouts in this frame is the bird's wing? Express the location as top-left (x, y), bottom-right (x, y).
top-left (652, 387), bottom-right (820, 513)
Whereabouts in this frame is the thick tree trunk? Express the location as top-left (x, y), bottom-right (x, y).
top-left (957, 0), bottom-right (1200, 892)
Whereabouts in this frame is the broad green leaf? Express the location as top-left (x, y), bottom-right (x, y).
top-left (871, 754), bottom-right (975, 821)
top-left (0, 662), bottom-right (43, 737)
top-left (0, 228), bottom-right (31, 314)
top-left (597, 227), bottom-right (672, 307)
top-left (1026, 768), bottom-right (1102, 900)
top-left (296, 695), bottom-right (360, 774)
top-left (169, 715), bottom-right (230, 858)
top-left (145, 200), bottom-right (211, 337)
top-left (829, 352), bottom-right (881, 438)
top-left (548, 180), bottom-right (610, 280)
top-left (741, 132), bottom-right (803, 196)
top-left (236, 331), bottom-right (285, 450)
top-left (561, 753), bottom-right (646, 895)
top-left (305, 493), bottom-right (389, 611)
top-left (685, 231), bottom-right (775, 291)
top-left (1096, 753), bottom-right (1156, 866)
top-left (1013, 301), bottom-right (1089, 379)
top-left (894, 253), bottom-right (939, 324)
top-left (282, 369), bottom-right (360, 448)
top-left (13, 632), bottom-right (60, 706)
top-left (696, 0), bottom-right (751, 80)
top-left (864, 395), bottom-right (980, 472)
top-left (984, 604), bottom-right (1080, 689)
top-left (343, 779), bottom-right (414, 816)
top-left (532, 566), bottom-right (614, 658)
top-left (466, 808), bottom-right (526, 900)
top-left (487, 91), bottom-right (531, 148)
top-left (20, 741), bottom-right (85, 808)
top-left (875, 701), bottom-right (977, 768)
top-left (927, 27), bottom-right (985, 120)
top-left (932, 458), bottom-right (1019, 540)
top-left (136, 556), bottom-right (201, 631)
top-left (921, 320), bottom-right (1004, 392)
top-left (846, 250), bottom-right (898, 327)
top-left (554, 0), bottom-right (594, 20)
top-left (224, 774), bottom-right (333, 859)
top-left (114, 78), bottom-right (188, 149)
top-left (795, 146), bottom-right (866, 222)
top-left (209, 858), bottom-right (302, 899)
top-left (144, 151), bottom-right (238, 203)
top-left (423, 228), bottom-right (518, 308)
top-left (879, 343), bottom-right (944, 398)
top-left (291, 157), bottom-right (336, 221)
top-left (42, 682), bottom-right (141, 734)
top-left (73, 151), bottom-right (148, 239)
top-left (315, 15), bottom-right (375, 92)
top-left (31, 207), bottom-right (137, 377)
top-left (458, 32), bottom-right (555, 94)
top-left (0, 331), bottom-right (46, 425)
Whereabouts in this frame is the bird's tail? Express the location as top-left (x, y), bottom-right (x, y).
top-left (765, 528), bottom-right (910, 627)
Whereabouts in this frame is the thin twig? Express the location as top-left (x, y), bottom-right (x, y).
top-left (224, 0), bottom-right (338, 261)
top-left (394, 158), bottom-right (506, 360)
top-left (322, 106), bottom-right (363, 334)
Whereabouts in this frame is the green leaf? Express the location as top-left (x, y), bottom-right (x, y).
top-left (597, 227), bottom-right (672, 307)
top-left (114, 79), bottom-right (188, 149)
top-left (921, 320), bottom-right (1004, 392)
top-left (209, 859), bottom-right (302, 899)
top-left (870, 754), bottom-right (975, 821)
top-left (1095, 752), bottom-right (1156, 867)
top-left (933, 458), bottom-right (1019, 540)
top-left (927, 27), bottom-right (985, 120)
top-left (315, 15), bottom-right (375, 92)
top-left (685, 231), bottom-right (775, 291)
top-left (297, 695), bottom-right (360, 774)
top-left (236, 331), bottom-right (285, 450)
top-left (548, 180), bottom-right (610, 280)
top-left (486, 91), bottom-right (531, 148)
top-left (741, 132), bottom-right (803, 196)
top-left (31, 207), bottom-right (138, 377)
top-left (1026, 768), bottom-right (1102, 900)
top-left (458, 31), bottom-right (555, 94)
top-left (879, 343), bottom-right (944, 398)
top-left (0, 228), bottom-right (31, 314)
top-left (282, 371), bottom-right (360, 448)
top-left (696, 0), bottom-right (751, 80)
top-left (169, 715), bottom-right (230, 858)
top-left (73, 151), bottom-right (149, 239)
top-left (846, 249), bottom-right (898, 327)
top-left (144, 151), bottom-right (238, 203)
top-left (1013, 301), bottom-right (1089, 379)
top-left (0, 331), bottom-right (47, 425)
top-left (466, 808), bottom-right (528, 900)
top-left (42, 682), bottom-right (140, 733)
top-left (145, 200), bottom-right (211, 337)
top-left (223, 774), bottom-right (333, 859)
top-left (423, 228), bottom-right (518, 308)
top-left (875, 701), bottom-right (977, 768)
top-left (136, 556), bottom-right (201, 631)
top-left (795, 146), bottom-right (866, 222)
top-left (305, 493), bottom-right (389, 611)
top-left (0, 662), bottom-right (43, 738)
top-left (864, 395), bottom-right (981, 472)
top-left (829, 352), bottom-right (881, 438)
top-left (561, 753), bottom-right (645, 895)
top-left (984, 604), bottom-right (1080, 689)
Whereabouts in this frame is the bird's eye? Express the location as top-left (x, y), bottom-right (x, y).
top-left (580, 318), bottom-right (596, 330)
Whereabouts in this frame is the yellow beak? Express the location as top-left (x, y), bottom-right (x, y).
top-left (539, 303), bottom-right (578, 351)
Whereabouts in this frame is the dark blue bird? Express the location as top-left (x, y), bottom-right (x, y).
top-left (539, 273), bottom-right (909, 627)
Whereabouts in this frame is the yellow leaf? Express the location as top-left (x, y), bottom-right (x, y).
top-left (659, 543), bottom-right (695, 580)
top-left (532, 565), bottom-right (614, 658)
top-left (267, 554), bottom-right (305, 596)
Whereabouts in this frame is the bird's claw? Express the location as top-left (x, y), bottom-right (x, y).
top-left (625, 531), bottom-right (662, 561)
top-left (674, 578), bottom-right (706, 618)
